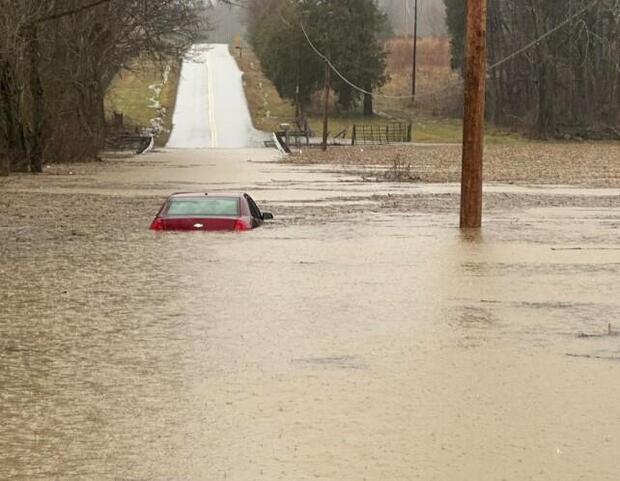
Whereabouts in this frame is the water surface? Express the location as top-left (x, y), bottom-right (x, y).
top-left (1, 149), bottom-right (619, 480)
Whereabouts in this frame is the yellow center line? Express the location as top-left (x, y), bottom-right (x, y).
top-left (207, 50), bottom-right (218, 148)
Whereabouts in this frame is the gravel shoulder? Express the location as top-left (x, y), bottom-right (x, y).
top-left (286, 142), bottom-right (620, 187)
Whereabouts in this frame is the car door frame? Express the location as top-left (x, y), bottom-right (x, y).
top-left (244, 194), bottom-right (264, 227)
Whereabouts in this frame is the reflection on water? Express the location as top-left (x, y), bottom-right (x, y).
top-left (1, 151), bottom-right (620, 480)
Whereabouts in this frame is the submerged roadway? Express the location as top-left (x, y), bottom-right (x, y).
top-left (1, 44), bottom-right (620, 481)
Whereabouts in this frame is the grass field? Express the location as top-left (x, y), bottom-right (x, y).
top-left (105, 59), bottom-right (181, 146)
top-left (302, 114), bottom-right (523, 145)
top-left (376, 37), bottom-right (463, 117)
top-left (232, 41), bottom-right (526, 145)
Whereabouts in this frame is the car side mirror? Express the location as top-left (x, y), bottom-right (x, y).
top-left (262, 212), bottom-right (274, 220)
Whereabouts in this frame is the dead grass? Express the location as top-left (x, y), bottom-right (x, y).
top-left (232, 41), bottom-right (526, 145)
top-left (373, 37), bottom-right (526, 144)
top-left (288, 142), bottom-right (620, 187)
top-left (386, 36), bottom-right (452, 71)
top-left (375, 155), bottom-right (421, 182)
top-left (105, 59), bottom-right (181, 146)
top-left (376, 37), bottom-right (462, 117)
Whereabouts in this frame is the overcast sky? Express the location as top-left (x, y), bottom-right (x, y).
top-left (206, 0), bottom-right (447, 43)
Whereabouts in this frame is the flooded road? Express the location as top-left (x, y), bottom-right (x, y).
top-left (1, 149), bottom-right (620, 480)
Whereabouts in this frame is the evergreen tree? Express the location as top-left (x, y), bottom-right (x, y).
top-left (443, 0), bottom-right (465, 71)
top-left (247, 0), bottom-right (388, 116)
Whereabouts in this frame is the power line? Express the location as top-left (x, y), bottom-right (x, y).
top-left (300, 18), bottom-right (443, 100)
top-left (297, 0), bottom-right (604, 101)
top-left (488, 0), bottom-right (602, 71)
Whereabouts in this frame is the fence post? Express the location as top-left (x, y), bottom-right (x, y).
top-left (407, 123), bottom-right (412, 142)
top-left (352, 125), bottom-right (356, 146)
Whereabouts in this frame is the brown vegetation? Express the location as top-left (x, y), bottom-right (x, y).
top-left (376, 36), bottom-right (462, 117)
top-left (233, 41), bottom-right (523, 144)
top-left (289, 142), bottom-right (620, 187)
top-left (386, 36), bottom-right (451, 70)
top-left (105, 59), bottom-right (182, 147)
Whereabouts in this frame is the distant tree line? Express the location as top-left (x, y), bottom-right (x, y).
top-left (0, 0), bottom-right (206, 175)
top-left (445, 0), bottom-right (620, 138)
top-left (245, 0), bottom-right (389, 120)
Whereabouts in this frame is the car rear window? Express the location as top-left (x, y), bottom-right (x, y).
top-left (165, 197), bottom-right (240, 217)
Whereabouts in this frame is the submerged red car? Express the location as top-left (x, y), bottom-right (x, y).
top-left (150, 192), bottom-right (274, 231)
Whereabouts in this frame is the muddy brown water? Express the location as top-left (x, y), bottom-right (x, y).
top-left (1, 149), bottom-right (620, 480)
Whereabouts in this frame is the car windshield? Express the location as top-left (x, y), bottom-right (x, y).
top-left (165, 197), bottom-right (240, 217)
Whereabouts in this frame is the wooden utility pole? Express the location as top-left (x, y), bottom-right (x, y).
top-left (460, 0), bottom-right (487, 228)
top-left (321, 61), bottom-right (330, 152)
top-left (411, 0), bottom-right (418, 97)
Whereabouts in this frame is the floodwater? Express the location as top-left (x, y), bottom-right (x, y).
top-left (1, 149), bottom-right (620, 480)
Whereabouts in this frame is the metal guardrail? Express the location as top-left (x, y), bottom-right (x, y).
top-left (272, 132), bottom-right (290, 154)
top-left (104, 134), bottom-right (154, 154)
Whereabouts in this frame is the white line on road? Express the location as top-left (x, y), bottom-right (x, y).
top-left (207, 51), bottom-right (218, 148)
top-left (167, 43), bottom-right (265, 149)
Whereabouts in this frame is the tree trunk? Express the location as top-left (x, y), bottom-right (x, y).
top-left (529, 0), bottom-right (555, 138)
top-left (1, 61), bottom-right (29, 173)
top-left (93, 81), bottom-right (107, 159)
top-left (0, 156), bottom-right (8, 177)
top-left (28, 25), bottom-right (45, 173)
top-left (363, 91), bottom-right (373, 116)
top-left (536, 60), bottom-right (555, 138)
top-left (321, 62), bottom-right (330, 151)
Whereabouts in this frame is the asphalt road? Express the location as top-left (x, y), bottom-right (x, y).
top-left (167, 44), bottom-right (262, 149)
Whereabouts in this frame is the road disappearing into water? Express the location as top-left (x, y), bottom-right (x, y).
top-left (2, 147), bottom-right (620, 480)
top-left (167, 44), bottom-right (261, 149)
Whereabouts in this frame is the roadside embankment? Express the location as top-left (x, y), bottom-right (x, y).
top-left (231, 43), bottom-right (527, 145)
top-left (105, 59), bottom-right (182, 146)
top-left (230, 46), bottom-right (295, 132)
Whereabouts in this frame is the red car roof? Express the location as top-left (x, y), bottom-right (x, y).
top-left (169, 192), bottom-right (245, 198)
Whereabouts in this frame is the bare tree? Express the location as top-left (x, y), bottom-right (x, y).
top-left (447, 0), bottom-right (620, 138)
top-left (0, 0), bottom-right (207, 174)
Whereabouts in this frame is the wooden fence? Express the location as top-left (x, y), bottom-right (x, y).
top-left (351, 122), bottom-right (412, 145)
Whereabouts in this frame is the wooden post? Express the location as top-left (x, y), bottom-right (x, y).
top-left (234, 35), bottom-right (242, 58)
top-left (411, 0), bottom-right (418, 97)
top-left (460, 0), bottom-right (487, 229)
top-left (321, 61), bottom-right (330, 152)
